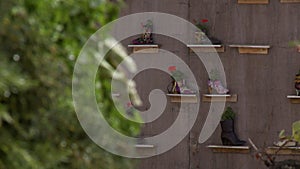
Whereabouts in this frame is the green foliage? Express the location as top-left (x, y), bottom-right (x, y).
top-left (209, 69), bottom-right (220, 81)
top-left (221, 106), bottom-right (235, 121)
top-left (194, 20), bottom-right (209, 35)
top-left (0, 0), bottom-right (140, 169)
top-left (279, 121), bottom-right (300, 143)
top-left (171, 70), bottom-right (184, 81)
top-left (288, 40), bottom-right (300, 47)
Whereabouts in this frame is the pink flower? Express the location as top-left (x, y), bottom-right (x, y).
top-left (201, 19), bottom-right (208, 23)
top-left (168, 66), bottom-right (177, 72)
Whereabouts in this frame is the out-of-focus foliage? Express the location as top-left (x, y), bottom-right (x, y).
top-left (0, 0), bottom-right (140, 168)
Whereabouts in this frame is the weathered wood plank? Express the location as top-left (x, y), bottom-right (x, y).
top-left (237, 0), bottom-right (269, 4)
top-left (187, 44), bottom-right (225, 53)
top-left (229, 45), bottom-right (270, 54)
top-left (167, 94), bottom-right (198, 103)
top-left (280, 0), bottom-right (300, 3)
top-left (202, 94), bottom-right (238, 103)
top-left (207, 145), bottom-right (251, 154)
top-left (287, 95), bottom-right (300, 104)
top-left (266, 147), bottom-right (300, 155)
top-left (128, 44), bottom-right (159, 53)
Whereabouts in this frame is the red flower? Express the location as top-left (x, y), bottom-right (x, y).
top-left (168, 66), bottom-right (176, 72)
top-left (127, 102), bottom-right (132, 107)
top-left (201, 19), bottom-right (208, 23)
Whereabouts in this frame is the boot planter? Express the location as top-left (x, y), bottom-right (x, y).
top-left (208, 69), bottom-right (229, 94)
top-left (221, 119), bottom-right (246, 146)
top-left (208, 79), bottom-right (229, 94)
top-left (194, 19), bottom-right (222, 45)
top-left (132, 19), bottom-right (154, 45)
top-left (167, 66), bottom-right (196, 94)
top-left (220, 107), bottom-right (246, 146)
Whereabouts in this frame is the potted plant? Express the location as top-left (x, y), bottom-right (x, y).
top-left (132, 20), bottom-right (154, 45)
top-left (250, 139), bottom-right (300, 169)
top-left (220, 107), bottom-right (246, 146)
top-left (250, 121), bottom-right (300, 168)
top-left (274, 120), bottom-right (300, 147)
top-left (208, 69), bottom-right (229, 94)
top-left (167, 66), bottom-right (195, 94)
top-left (193, 19), bottom-right (221, 45)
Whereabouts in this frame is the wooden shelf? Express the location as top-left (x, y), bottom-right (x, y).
top-left (166, 94), bottom-right (198, 103)
top-left (237, 0), bottom-right (269, 4)
top-left (280, 0), bottom-right (300, 3)
top-left (128, 44), bottom-right (159, 53)
top-left (112, 93), bottom-right (120, 97)
top-left (287, 95), bottom-right (300, 104)
top-left (187, 44), bottom-right (225, 53)
top-left (266, 147), bottom-right (300, 155)
top-left (202, 94), bottom-right (238, 103)
top-left (207, 145), bottom-right (250, 153)
top-left (135, 144), bottom-right (155, 148)
top-left (229, 45), bottom-right (270, 54)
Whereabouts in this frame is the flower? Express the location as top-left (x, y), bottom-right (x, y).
top-left (194, 19), bottom-right (209, 35)
top-left (127, 102), bottom-right (132, 107)
top-left (168, 66), bottom-right (176, 72)
top-left (201, 19), bottom-right (208, 23)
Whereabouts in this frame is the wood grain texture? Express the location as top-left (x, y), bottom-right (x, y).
top-left (167, 94), bottom-right (198, 103)
top-left (229, 45), bottom-right (270, 54)
top-left (237, 0), bottom-right (269, 4)
top-left (202, 94), bottom-right (238, 102)
top-left (280, 0), bottom-right (300, 3)
top-left (207, 145), bottom-right (251, 153)
top-left (266, 147), bottom-right (300, 155)
top-left (188, 45), bottom-right (225, 53)
top-left (129, 46), bottom-right (159, 53)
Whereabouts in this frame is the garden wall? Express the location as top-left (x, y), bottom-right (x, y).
top-left (120, 0), bottom-right (300, 168)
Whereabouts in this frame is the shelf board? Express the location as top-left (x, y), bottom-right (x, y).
top-left (280, 0), bottom-right (300, 3)
top-left (266, 147), bottom-right (300, 155)
top-left (207, 145), bottom-right (250, 153)
top-left (202, 94), bottom-right (238, 102)
top-left (128, 44), bottom-right (159, 53)
top-left (135, 144), bottom-right (155, 148)
top-left (112, 93), bottom-right (120, 97)
top-left (229, 45), bottom-right (270, 54)
top-left (187, 44), bottom-right (225, 53)
top-left (237, 0), bottom-right (269, 4)
top-left (166, 94), bottom-right (198, 103)
top-left (287, 95), bottom-right (300, 103)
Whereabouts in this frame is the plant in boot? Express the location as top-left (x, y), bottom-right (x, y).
top-left (193, 19), bottom-right (221, 45)
top-left (208, 69), bottom-right (229, 94)
top-left (295, 70), bottom-right (300, 96)
top-left (220, 107), bottom-right (246, 146)
top-left (132, 19), bottom-right (154, 45)
top-left (167, 66), bottom-right (195, 94)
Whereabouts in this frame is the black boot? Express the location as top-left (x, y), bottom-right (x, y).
top-left (220, 119), bottom-right (246, 146)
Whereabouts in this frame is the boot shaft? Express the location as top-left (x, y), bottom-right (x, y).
top-left (220, 119), bottom-right (234, 132)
